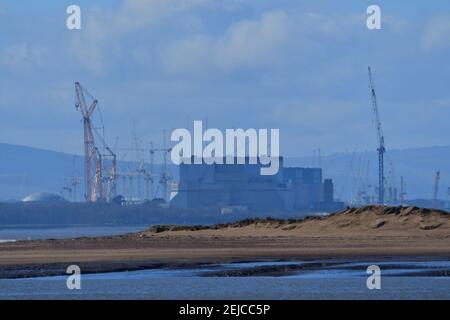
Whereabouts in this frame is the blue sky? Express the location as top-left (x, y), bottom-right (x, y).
top-left (0, 0), bottom-right (450, 158)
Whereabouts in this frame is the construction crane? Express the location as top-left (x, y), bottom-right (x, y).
top-left (150, 132), bottom-right (172, 202)
top-left (62, 176), bottom-right (82, 202)
top-left (75, 82), bottom-right (116, 202)
top-left (433, 171), bottom-right (440, 208)
top-left (75, 82), bottom-right (99, 202)
top-left (102, 146), bottom-right (117, 201)
top-left (130, 122), bottom-right (155, 202)
top-left (368, 67), bottom-right (386, 205)
top-left (399, 176), bottom-right (406, 206)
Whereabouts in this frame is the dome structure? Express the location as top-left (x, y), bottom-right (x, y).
top-left (22, 192), bottom-right (67, 203)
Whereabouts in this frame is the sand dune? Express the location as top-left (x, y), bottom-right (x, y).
top-left (143, 205), bottom-right (450, 237)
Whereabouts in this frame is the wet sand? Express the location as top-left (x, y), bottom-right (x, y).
top-left (1, 233), bottom-right (449, 278)
top-left (0, 206), bottom-right (449, 278)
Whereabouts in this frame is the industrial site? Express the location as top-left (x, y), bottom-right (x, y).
top-left (1, 0), bottom-right (450, 302)
top-left (0, 67), bottom-right (448, 227)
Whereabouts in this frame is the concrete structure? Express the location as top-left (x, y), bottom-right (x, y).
top-left (171, 157), bottom-right (344, 213)
top-left (22, 192), bottom-right (67, 203)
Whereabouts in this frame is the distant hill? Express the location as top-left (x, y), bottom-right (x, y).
top-left (0, 143), bottom-right (176, 201)
top-left (286, 145), bottom-right (450, 202)
top-left (0, 143), bottom-right (80, 201)
top-left (1, 142), bottom-right (449, 202)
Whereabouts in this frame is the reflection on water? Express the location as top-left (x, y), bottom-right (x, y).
top-left (1, 259), bottom-right (449, 300)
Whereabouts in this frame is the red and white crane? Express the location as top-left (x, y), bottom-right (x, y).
top-left (75, 82), bottom-right (116, 202)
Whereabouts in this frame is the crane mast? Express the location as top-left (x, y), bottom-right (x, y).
top-left (400, 176), bottom-right (406, 206)
top-left (368, 67), bottom-right (386, 205)
top-left (75, 82), bottom-right (116, 202)
top-left (433, 171), bottom-right (440, 208)
top-left (75, 82), bottom-right (100, 202)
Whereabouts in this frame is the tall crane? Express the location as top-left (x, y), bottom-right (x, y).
top-left (75, 82), bottom-right (100, 202)
top-left (399, 176), bottom-right (406, 206)
top-left (75, 82), bottom-right (116, 202)
top-left (103, 146), bottom-right (117, 201)
top-left (368, 67), bottom-right (386, 205)
top-left (433, 171), bottom-right (440, 208)
top-left (151, 131), bottom-right (172, 201)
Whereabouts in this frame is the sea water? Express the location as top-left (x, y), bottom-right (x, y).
top-left (0, 260), bottom-right (449, 300)
top-left (0, 225), bottom-right (148, 241)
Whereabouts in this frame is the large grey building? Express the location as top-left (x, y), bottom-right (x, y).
top-left (171, 157), bottom-right (344, 213)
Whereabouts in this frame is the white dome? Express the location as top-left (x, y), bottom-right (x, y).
top-left (22, 192), bottom-right (66, 203)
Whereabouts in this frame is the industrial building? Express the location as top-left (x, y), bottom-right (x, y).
top-left (171, 157), bottom-right (344, 213)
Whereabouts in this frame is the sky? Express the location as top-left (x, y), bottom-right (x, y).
top-left (0, 0), bottom-right (450, 158)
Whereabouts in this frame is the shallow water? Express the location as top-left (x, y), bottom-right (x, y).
top-left (0, 226), bottom-right (148, 241)
top-left (1, 259), bottom-right (449, 300)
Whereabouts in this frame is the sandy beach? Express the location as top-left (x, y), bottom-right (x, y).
top-left (0, 206), bottom-right (449, 278)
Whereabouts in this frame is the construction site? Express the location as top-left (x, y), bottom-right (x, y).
top-left (63, 81), bottom-right (345, 214)
top-left (69, 67), bottom-right (448, 207)
top-left (66, 82), bottom-right (174, 206)
top-left (1, 66), bottom-right (449, 226)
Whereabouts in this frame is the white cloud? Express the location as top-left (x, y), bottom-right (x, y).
top-left (160, 10), bottom-right (291, 73)
top-left (215, 11), bottom-right (290, 70)
top-left (68, 0), bottom-right (211, 74)
top-left (67, 2), bottom-right (381, 76)
top-left (161, 35), bottom-right (213, 74)
top-left (422, 15), bottom-right (450, 51)
top-left (159, 10), bottom-right (370, 75)
top-left (0, 43), bottom-right (48, 71)
top-left (160, 10), bottom-right (294, 74)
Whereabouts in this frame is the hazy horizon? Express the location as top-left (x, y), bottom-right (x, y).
top-left (2, 140), bottom-right (450, 160)
top-left (1, 0), bottom-right (450, 158)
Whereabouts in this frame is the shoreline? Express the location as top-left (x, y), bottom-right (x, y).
top-left (1, 206), bottom-right (449, 279)
top-left (1, 233), bottom-right (450, 279)
top-left (1, 255), bottom-right (449, 279)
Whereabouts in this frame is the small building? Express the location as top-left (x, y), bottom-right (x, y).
top-left (171, 157), bottom-right (344, 213)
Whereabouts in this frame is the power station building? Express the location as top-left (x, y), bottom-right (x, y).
top-left (171, 157), bottom-right (344, 213)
